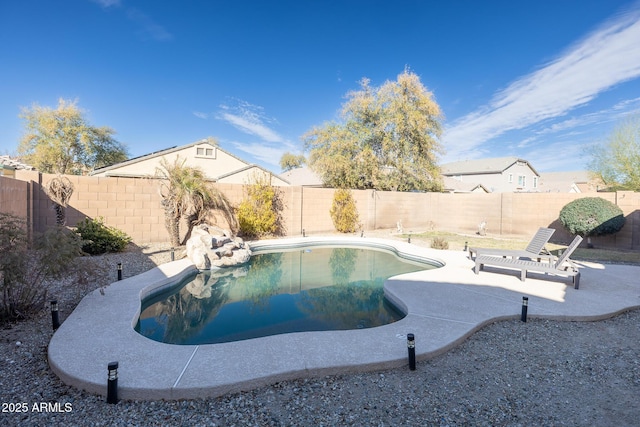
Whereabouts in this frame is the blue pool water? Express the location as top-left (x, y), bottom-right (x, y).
top-left (136, 246), bottom-right (437, 345)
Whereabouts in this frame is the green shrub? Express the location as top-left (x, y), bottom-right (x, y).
top-left (237, 175), bottom-right (284, 239)
top-left (430, 236), bottom-right (449, 250)
top-left (330, 189), bottom-right (360, 233)
top-left (559, 197), bottom-right (625, 237)
top-left (74, 217), bottom-right (131, 255)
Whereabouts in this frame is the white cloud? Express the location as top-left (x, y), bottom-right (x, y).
top-left (126, 8), bottom-right (173, 41)
top-left (219, 112), bottom-right (284, 143)
top-left (91, 1), bottom-right (172, 41)
top-left (443, 6), bottom-right (640, 161)
top-left (230, 142), bottom-right (286, 168)
top-left (217, 100), bottom-right (286, 143)
top-left (91, 0), bottom-right (120, 8)
top-left (522, 139), bottom-right (590, 172)
top-left (215, 99), bottom-right (300, 169)
top-left (192, 111), bottom-right (208, 120)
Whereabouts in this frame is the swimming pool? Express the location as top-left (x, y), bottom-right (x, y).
top-left (136, 246), bottom-right (438, 345)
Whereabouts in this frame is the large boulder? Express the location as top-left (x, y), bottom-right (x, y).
top-left (185, 224), bottom-right (252, 270)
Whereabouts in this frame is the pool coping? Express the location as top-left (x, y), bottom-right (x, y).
top-left (48, 236), bottom-right (640, 400)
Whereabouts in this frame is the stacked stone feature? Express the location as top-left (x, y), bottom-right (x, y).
top-left (186, 224), bottom-right (252, 269)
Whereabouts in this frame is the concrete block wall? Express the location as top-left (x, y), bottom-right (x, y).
top-left (3, 171), bottom-right (639, 249)
top-left (0, 175), bottom-right (29, 218)
top-left (15, 170), bottom-right (169, 243)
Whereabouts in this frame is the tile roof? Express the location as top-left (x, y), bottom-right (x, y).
top-left (278, 167), bottom-right (324, 187)
top-left (441, 156), bottom-right (538, 176)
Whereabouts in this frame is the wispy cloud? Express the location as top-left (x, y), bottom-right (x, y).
top-left (192, 111), bottom-right (209, 120)
top-left (91, 0), bottom-right (121, 8)
top-left (217, 100), bottom-right (285, 143)
top-left (443, 5), bottom-right (640, 161)
top-left (126, 8), bottom-right (173, 41)
top-left (230, 142), bottom-right (288, 167)
top-left (90, 1), bottom-right (172, 41)
top-left (215, 99), bottom-right (298, 168)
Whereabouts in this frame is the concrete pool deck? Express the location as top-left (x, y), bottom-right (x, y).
top-left (48, 237), bottom-right (640, 400)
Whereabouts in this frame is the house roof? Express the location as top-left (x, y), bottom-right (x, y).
top-left (278, 167), bottom-right (324, 187)
top-left (538, 170), bottom-right (602, 193)
top-left (441, 157), bottom-right (540, 177)
top-left (0, 155), bottom-right (36, 170)
top-left (91, 140), bottom-right (238, 176)
top-left (216, 163), bottom-right (291, 185)
top-left (90, 140), bottom-right (284, 182)
top-left (441, 176), bottom-right (489, 193)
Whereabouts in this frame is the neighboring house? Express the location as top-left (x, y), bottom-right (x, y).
top-left (90, 140), bottom-right (289, 186)
top-left (441, 176), bottom-right (489, 193)
top-left (0, 155), bottom-right (36, 177)
top-left (441, 157), bottom-right (540, 193)
top-left (538, 171), bottom-right (603, 193)
top-left (278, 166), bottom-right (324, 187)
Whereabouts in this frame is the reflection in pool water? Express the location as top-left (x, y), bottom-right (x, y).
top-left (136, 247), bottom-right (436, 345)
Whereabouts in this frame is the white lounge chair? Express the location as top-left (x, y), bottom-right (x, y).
top-left (469, 227), bottom-right (556, 262)
top-left (474, 236), bottom-right (583, 289)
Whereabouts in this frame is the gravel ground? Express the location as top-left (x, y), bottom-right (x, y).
top-left (1, 239), bottom-right (639, 427)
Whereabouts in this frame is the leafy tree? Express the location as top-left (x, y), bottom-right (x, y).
top-left (17, 98), bottom-right (128, 174)
top-left (588, 114), bottom-right (640, 191)
top-left (237, 173), bottom-right (284, 238)
top-left (157, 157), bottom-right (237, 247)
top-left (304, 69), bottom-right (444, 191)
top-left (559, 197), bottom-right (625, 247)
top-left (279, 152), bottom-right (306, 172)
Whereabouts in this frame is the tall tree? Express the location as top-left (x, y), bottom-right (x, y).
top-left (304, 69), bottom-right (444, 191)
top-left (156, 157), bottom-right (237, 247)
top-left (279, 152), bottom-right (306, 172)
top-left (17, 98), bottom-right (128, 174)
top-left (588, 114), bottom-right (640, 191)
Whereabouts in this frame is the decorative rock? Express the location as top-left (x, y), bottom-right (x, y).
top-left (212, 236), bottom-right (232, 248)
top-left (215, 247), bottom-right (233, 258)
top-left (185, 223), bottom-right (252, 270)
top-left (211, 248), bottom-right (251, 267)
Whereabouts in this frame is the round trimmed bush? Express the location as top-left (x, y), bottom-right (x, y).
top-left (559, 197), bottom-right (625, 237)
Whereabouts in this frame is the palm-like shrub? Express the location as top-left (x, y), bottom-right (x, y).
top-left (559, 197), bottom-right (625, 244)
top-left (157, 156), bottom-right (236, 247)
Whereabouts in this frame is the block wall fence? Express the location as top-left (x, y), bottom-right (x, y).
top-left (2, 171), bottom-right (640, 250)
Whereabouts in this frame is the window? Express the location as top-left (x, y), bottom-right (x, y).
top-left (533, 176), bottom-right (538, 188)
top-left (196, 146), bottom-right (216, 158)
top-left (508, 173), bottom-right (513, 183)
top-left (518, 175), bottom-right (526, 187)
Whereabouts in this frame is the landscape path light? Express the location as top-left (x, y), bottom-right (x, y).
top-left (107, 362), bottom-right (119, 404)
top-left (50, 300), bottom-right (60, 330)
top-left (521, 296), bottom-right (529, 322)
top-left (407, 333), bottom-right (416, 370)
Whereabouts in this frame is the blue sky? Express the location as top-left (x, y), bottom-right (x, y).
top-left (2, 0), bottom-right (640, 173)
